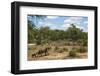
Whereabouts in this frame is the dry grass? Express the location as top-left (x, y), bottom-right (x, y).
top-left (28, 43), bottom-right (88, 61)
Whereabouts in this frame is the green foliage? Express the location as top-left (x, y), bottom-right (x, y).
top-left (55, 46), bottom-right (59, 51)
top-left (69, 50), bottom-right (77, 57)
top-left (28, 20), bottom-right (35, 43)
top-left (77, 46), bottom-right (87, 53)
top-left (54, 47), bottom-right (68, 53)
top-left (57, 47), bottom-right (68, 53)
top-left (72, 47), bottom-right (78, 51)
top-left (58, 50), bottom-right (63, 53)
top-left (69, 47), bottom-right (78, 57)
top-left (54, 46), bottom-right (62, 53)
top-left (83, 40), bottom-right (87, 46)
top-left (28, 20), bottom-right (88, 46)
top-left (67, 24), bottom-right (83, 42)
top-left (28, 46), bottom-right (36, 50)
top-left (63, 48), bottom-right (68, 52)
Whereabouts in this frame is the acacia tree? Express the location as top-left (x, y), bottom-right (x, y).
top-left (28, 15), bottom-right (46, 44)
top-left (28, 20), bottom-right (36, 43)
top-left (28, 15), bottom-right (46, 27)
top-left (66, 24), bottom-right (83, 45)
top-left (80, 32), bottom-right (88, 46)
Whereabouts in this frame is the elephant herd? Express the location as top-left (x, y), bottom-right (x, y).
top-left (32, 47), bottom-right (51, 58)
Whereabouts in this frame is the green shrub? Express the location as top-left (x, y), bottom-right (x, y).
top-left (47, 46), bottom-right (51, 50)
top-left (77, 46), bottom-right (87, 53)
top-left (64, 42), bottom-right (68, 46)
top-left (69, 50), bottom-right (77, 57)
top-left (55, 46), bottom-right (59, 50)
top-left (69, 47), bottom-right (77, 57)
top-left (72, 47), bottom-right (78, 51)
top-left (54, 47), bottom-right (64, 53)
top-left (54, 46), bottom-right (59, 52)
top-left (67, 42), bottom-right (71, 46)
top-left (83, 40), bottom-right (87, 46)
top-left (58, 50), bottom-right (63, 53)
top-left (63, 48), bottom-right (68, 52)
top-left (28, 47), bottom-right (31, 50)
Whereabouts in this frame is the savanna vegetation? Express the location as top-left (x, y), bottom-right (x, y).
top-left (28, 15), bottom-right (88, 61)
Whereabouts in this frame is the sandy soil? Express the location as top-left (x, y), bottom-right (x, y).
top-left (28, 50), bottom-right (88, 61)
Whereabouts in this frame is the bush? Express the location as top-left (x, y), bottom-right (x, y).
top-left (67, 42), bottom-right (70, 46)
top-left (83, 40), bottom-right (87, 46)
top-left (63, 48), bottom-right (68, 52)
top-left (55, 46), bottom-right (59, 50)
top-left (77, 46), bottom-right (87, 53)
top-left (28, 47), bottom-right (31, 50)
top-left (69, 48), bottom-right (77, 57)
top-left (28, 46), bottom-right (36, 50)
top-left (54, 46), bottom-right (59, 53)
top-left (58, 50), bottom-right (63, 53)
top-left (46, 46), bottom-right (51, 50)
top-left (69, 50), bottom-right (77, 57)
top-left (54, 46), bottom-right (64, 53)
top-left (64, 42), bottom-right (68, 46)
top-left (71, 47), bottom-right (78, 51)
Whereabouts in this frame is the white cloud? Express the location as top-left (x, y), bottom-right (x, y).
top-left (38, 21), bottom-right (44, 25)
top-left (43, 23), bottom-right (59, 30)
top-left (76, 25), bottom-right (84, 30)
top-left (64, 19), bottom-right (71, 23)
top-left (83, 21), bottom-right (88, 24)
top-left (63, 17), bottom-right (88, 32)
top-left (43, 22), bottom-right (53, 27)
top-left (50, 26), bottom-right (58, 30)
top-left (61, 23), bottom-right (71, 30)
top-left (61, 23), bottom-right (87, 32)
top-left (37, 16), bottom-right (87, 32)
top-left (64, 17), bottom-right (84, 24)
top-left (47, 16), bottom-right (59, 19)
top-left (73, 25), bottom-right (87, 32)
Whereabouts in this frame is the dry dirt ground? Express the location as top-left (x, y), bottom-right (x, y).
top-left (28, 45), bottom-right (88, 61)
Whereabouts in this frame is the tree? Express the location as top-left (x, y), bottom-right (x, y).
top-left (66, 24), bottom-right (83, 45)
top-left (28, 15), bottom-right (46, 26)
top-left (28, 15), bottom-right (46, 44)
top-left (28, 16), bottom-right (88, 47)
top-left (28, 20), bottom-right (36, 43)
top-left (81, 32), bottom-right (88, 46)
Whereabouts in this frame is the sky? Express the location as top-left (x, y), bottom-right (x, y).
top-left (28, 15), bottom-right (88, 32)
